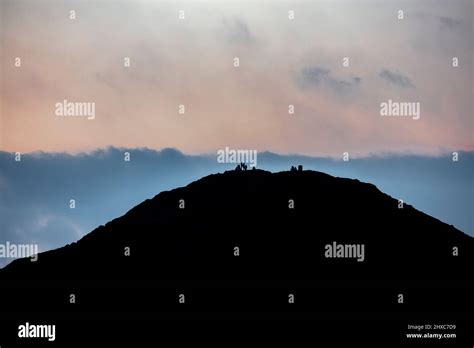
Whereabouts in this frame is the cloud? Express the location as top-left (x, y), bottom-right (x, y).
top-left (221, 18), bottom-right (255, 45)
top-left (438, 16), bottom-right (461, 30)
top-left (2, 1), bottom-right (472, 156)
top-left (379, 69), bottom-right (415, 88)
top-left (299, 66), bottom-right (362, 95)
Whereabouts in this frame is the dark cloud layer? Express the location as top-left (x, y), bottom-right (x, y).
top-left (379, 69), bottom-right (415, 88)
top-left (299, 66), bottom-right (362, 95)
top-left (438, 16), bottom-right (461, 29)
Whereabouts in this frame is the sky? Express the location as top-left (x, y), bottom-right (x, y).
top-left (1, 0), bottom-right (472, 156)
top-left (0, 0), bottom-right (473, 266)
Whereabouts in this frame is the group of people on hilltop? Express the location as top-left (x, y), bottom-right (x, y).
top-left (235, 163), bottom-right (303, 171)
top-left (235, 162), bottom-right (249, 171)
top-left (290, 165), bottom-right (303, 172)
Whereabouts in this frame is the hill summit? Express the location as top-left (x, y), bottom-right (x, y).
top-left (1, 169), bottom-right (473, 281)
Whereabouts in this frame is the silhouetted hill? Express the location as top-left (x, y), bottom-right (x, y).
top-left (1, 169), bottom-right (473, 281)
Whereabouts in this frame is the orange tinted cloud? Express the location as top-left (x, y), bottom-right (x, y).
top-left (1, 0), bottom-right (472, 156)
